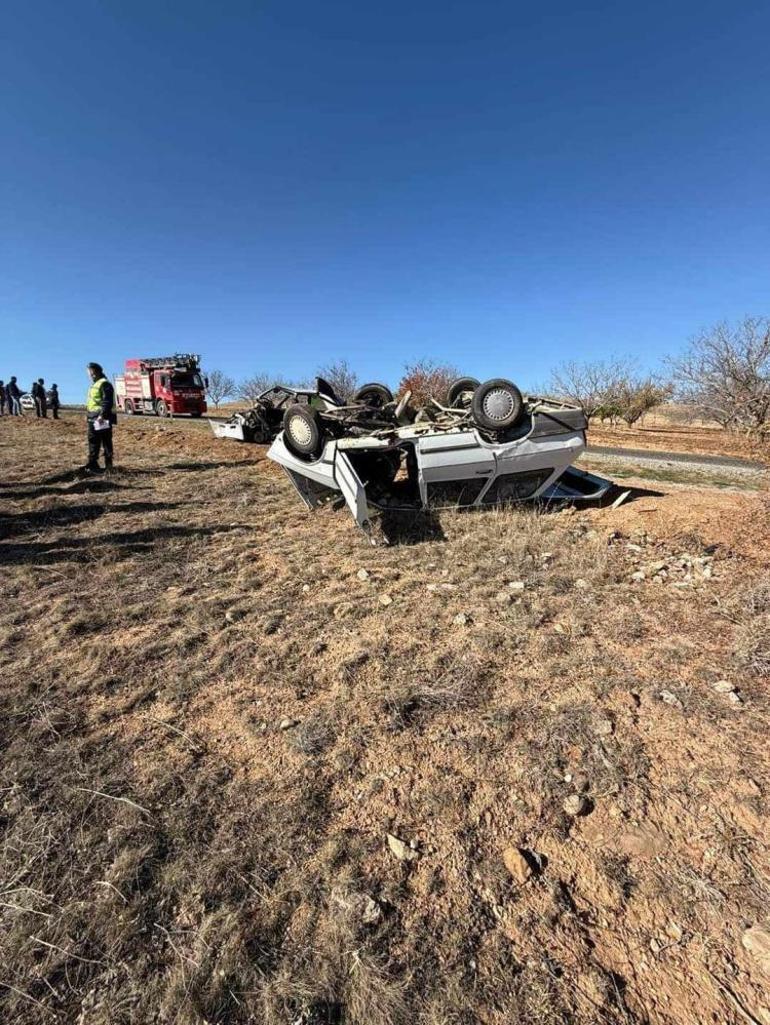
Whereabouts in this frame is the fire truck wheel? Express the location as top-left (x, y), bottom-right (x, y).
top-left (124, 399), bottom-right (135, 415)
top-left (156, 400), bottom-right (169, 417)
top-left (283, 404), bottom-right (325, 460)
top-left (190, 412), bottom-right (202, 418)
top-left (471, 379), bottom-right (525, 432)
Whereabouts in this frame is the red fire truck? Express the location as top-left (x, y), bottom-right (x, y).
top-left (115, 354), bottom-right (208, 417)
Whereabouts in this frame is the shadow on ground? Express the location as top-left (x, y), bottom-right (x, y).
top-left (0, 501), bottom-right (185, 538)
top-left (0, 523), bottom-right (246, 566)
top-left (378, 509), bottom-right (447, 545)
top-left (166, 460), bottom-right (252, 471)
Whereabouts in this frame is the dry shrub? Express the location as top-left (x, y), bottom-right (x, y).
top-left (397, 359), bottom-right (460, 406)
top-left (376, 653), bottom-right (490, 729)
top-left (292, 709), bottom-right (337, 756)
top-left (722, 576), bottom-right (770, 677)
top-left (734, 619), bottom-right (770, 676)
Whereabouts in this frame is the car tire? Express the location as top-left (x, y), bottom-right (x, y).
top-left (447, 377), bottom-right (481, 408)
top-left (471, 379), bottom-right (525, 432)
top-left (283, 404), bottom-right (325, 459)
top-left (156, 400), bottom-right (168, 417)
top-left (353, 383), bottom-right (394, 408)
top-left (124, 399), bottom-right (135, 415)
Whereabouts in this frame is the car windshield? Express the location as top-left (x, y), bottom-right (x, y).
top-left (172, 373), bottom-right (203, 389)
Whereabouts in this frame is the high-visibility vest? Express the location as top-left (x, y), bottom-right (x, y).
top-left (86, 377), bottom-right (109, 414)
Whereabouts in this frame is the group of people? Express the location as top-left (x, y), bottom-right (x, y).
top-left (0, 376), bottom-right (60, 418)
top-left (2, 363), bottom-right (115, 474)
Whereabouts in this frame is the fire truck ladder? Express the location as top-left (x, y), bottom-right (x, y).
top-left (138, 354), bottom-right (201, 369)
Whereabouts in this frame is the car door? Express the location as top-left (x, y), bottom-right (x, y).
top-left (415, 432), bottom-right (495, 507)
top-left (334, 451), bottom-right (372, 529)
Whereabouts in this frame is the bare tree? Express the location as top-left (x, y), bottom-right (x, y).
top-left (549, 358), bottom-right (630, 420)
top-left (614, 375), bottom-right (672, 426)
top-left (316, 359), bottom-right (360, 402)
top-left (398, 359), bottom-right (460, 407)
top-left (550, 358), bottom-right (671, 426)
top-left (238, 374), bottom-right (273, 403)
top-left (205, 369), bottom-right (236, 408)
top-left (667, 317), bottom-right (770, 436)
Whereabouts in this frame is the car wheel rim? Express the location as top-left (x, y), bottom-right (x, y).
top-left (289, 417), bottom-right (313, 447)
top-left (482, 388), bottom-right (515, 421)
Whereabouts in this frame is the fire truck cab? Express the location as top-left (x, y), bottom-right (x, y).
top-left (115, 354), bottom-right (208, 418)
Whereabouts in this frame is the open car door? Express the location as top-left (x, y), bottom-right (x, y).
top-left (334, 451), bottom-right (372, 531)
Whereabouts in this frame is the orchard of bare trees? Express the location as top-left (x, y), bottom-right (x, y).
top-left (548, 358), bottom-right (671, 427)
top-left (548, 316), bottom-right (769, 438)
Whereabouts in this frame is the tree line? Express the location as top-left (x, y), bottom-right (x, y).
top-left (205, 316), bottom-right (770, 439)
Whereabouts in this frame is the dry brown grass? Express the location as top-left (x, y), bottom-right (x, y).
top-left (1, 412), bottom-right (770, 1025)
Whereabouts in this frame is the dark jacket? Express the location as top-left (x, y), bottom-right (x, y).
top-left (101, 380), bottom-right (115, 421)
top-left (8, 381), bottom-right (21, 399)
top-left (48, 387), bottom-right (60, 408)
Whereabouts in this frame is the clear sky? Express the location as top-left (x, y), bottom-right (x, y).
top-left (2, 1), bottom-right (769, 401)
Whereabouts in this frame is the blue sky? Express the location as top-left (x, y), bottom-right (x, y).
top-left (2, 1), bottom-right (769, 401)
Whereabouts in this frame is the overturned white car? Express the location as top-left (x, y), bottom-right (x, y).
top-left (265, 377), bottom-right (612, 537)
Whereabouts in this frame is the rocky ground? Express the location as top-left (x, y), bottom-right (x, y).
top-left (1, 412), bottom-right (769, 1025)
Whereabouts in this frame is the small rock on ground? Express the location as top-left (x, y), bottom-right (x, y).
top-left (563, 793), bottom-right (591, 817)
top-left (712, 679), bottom-right (735, 693)
top-left (387, 833), bottom-right (419, 862)
top-left (742, 925), bottom-right (770, 975)
top-left (356, 569), bottom-right (370, 581)
top-left (659, 690), bottom-right (683, 708)
top-left (453, 612), bottom-right (469, 626)
top-left (379, 594), bottom-right (393, 606)
top-left (503, 847), bottom-right (533, 884)
top-left (360, 895), bottom-right (382, 925)
top-left (279, 718), bottom-right (299, 730)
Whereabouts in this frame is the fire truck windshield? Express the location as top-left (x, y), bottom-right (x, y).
top-left (171, 372), bottom-right (204, 389)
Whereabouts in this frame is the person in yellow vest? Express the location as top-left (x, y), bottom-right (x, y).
top-left (84, 362), bottom-right (116, 473)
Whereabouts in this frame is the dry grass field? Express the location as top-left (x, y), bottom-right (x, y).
top-left (1, 412), bottom-right (769, 1025)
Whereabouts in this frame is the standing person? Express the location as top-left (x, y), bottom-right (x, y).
top-left (49, 383), bottom-right (60, 419)
top-left (0, 380), bottom-right (5, 415)
top-left (84, 362), bottom-right (116, 473)
top-left (8, 377), bottom-right (22, 415)
top-left (33, 378), bottom-right (48, 418)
